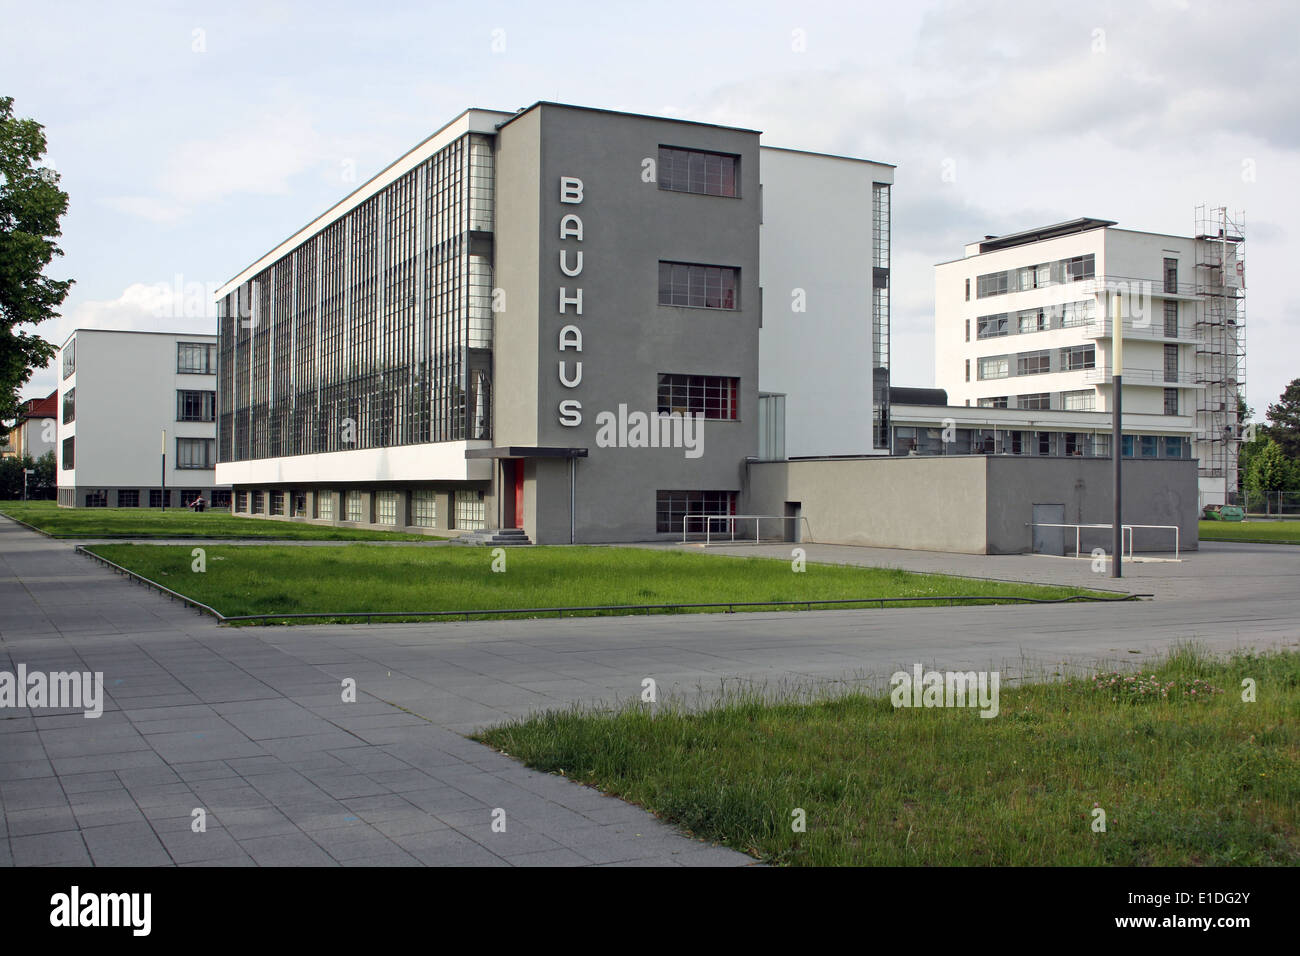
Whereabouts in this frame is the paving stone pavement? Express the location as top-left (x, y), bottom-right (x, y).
top-left (2, 516), bottom-right (1296, 867)
top-left (0, 518), bottom-right (751, 867)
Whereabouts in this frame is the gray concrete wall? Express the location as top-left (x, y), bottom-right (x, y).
top-left (748, 455), bottom-right (1198, 554)
top-left (985, 456), bottom-right (1199, 554)
top-left (495, 104), bottom-right (762, 543)
top-left (749, 457), bottom-right (989, 553)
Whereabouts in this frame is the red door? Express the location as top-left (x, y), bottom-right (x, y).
top-left (512, 461), bottom-right (524, 529)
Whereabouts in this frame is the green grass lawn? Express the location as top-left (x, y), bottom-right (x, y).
top-left (83, 543), bottom-right (1115, 622)
top-left (0, 500), bottom-right (435, 541)
top-left (1199, 520), bottom-right (1300, 545)
top-left (476, 647), bottom-right (1300, 866)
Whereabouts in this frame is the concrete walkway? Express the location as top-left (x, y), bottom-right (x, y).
top-left (2, 516), bottom-right (1296, 866)
top-left (0, 518), bottom-right (750, 867)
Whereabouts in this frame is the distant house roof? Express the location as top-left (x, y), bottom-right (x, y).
top-left (17, 390), bottom-right (57, 421)
top-left (977, 218), bottom-right (1117, 254)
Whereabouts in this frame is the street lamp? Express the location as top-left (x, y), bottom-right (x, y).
top-left (1111, 292), bottom-right (1123, 578)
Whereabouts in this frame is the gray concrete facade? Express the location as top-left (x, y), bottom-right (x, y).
top-left (493, 103), bottom-right (762, 543)
top-left (749, 455), bottom-right (1198, 554)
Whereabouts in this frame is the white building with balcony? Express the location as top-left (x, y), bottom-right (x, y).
top-left (933, 215), bottom-right (1245, 508)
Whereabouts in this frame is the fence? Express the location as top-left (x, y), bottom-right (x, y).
top-left (1242, 491), bottom-right (1300, 517)
top-left (681, 514), bottom-right (814, 545)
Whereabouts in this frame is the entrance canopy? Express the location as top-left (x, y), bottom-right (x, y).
top-left (465, 446), bottom-right (589, 460)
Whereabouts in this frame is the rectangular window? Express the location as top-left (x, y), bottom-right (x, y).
top-left (965, 278), bottom-right (970, 301)
top-left (150, 489), bottom-right (172, 508)
top-left (1064, 433), bottom-right (1085, 457)
top-left (977, 396), bottom-right (1009, 408)
top-left (1164, 436), bottom-right (1185, 458)
top-left (1018, 393), bottom-right (1050, 410)
top-left (1009, 431), bottom-right (1024, 455)
top-left (62, 388), bottom-right (75, 424)
top-left (1059, 300), bottom-right (1095, 328)
top-left (1122, 434), bottom-right (1134, 458)
top-left (116, 489), bottom-right (139, 508)
top-left (1163, 301), bottom-right (1178, 337)
top-left (290, 491), bottom-right (306, 517)
top-left (656, 374), bottom-right (739, 420)
top-left (411, 489), bottom-right (438, 527)
top-left (376, 490), bottom-right (397, 525)
top-left (658, 262), bottom-right (739, 309)
top-left (345, 490), bottom-right (364, 522)
top-left (176, 390), bottom-right (216, 422)
top-left (1163, 257), bottom-right (1178, 294)
top-left (658, 146), bottom-right (738, 198)
top-left (177, 342), bottom-right (216, 374)
top-left (317, 491), bottom-right (334, 520)
top-left (965, 319), bottom-right (970, 342)
top-left (1164, 387), bottom-right (1178, 416)
top-left (978, 356), bottom-right (1010, 380)
top-left (1065, 255), bottom-right (1095, 282)
top-left (176, 437), bottom-right (216, 469)
top-left (61, 436), bottom-right (74, 470)
top-left (455, 489), bottom-right (485, 530)
top-left (1018, 310), bottom-right (1046, 334)
top-left (1037, 432), bottom-right (1053, 456)
top-left (1017, 351), bottom-right (1050, 376)
top-left (1062, 344), bottom-right (1096, 371)
top-left (62, 339), bottom-right (75, 379)
top-left (250, 491), bottom-right (263, 514)
top-left (965, 359), bottom-right (970, 382)
top-left (84, 490), bottom-right (107, 508)
top-left (976, 271), bottom-right (1010, 298)
top-left (235, 491), bottom-right (247, 512)
top-left (1140, 435), bottom-right (1159, 458)
top-left (1063, 390), bottom-right (1096, 411)
top-left (1164, 344), bottom-right (1179, 382)
top-left (656, 490), bottom-right (735, 534)
top-left (977, 313), bottom-right (1009, 338)
top-left (211, 490), bottom-right (231, 509)
top-left (269, 492), bottom-right (285, 516)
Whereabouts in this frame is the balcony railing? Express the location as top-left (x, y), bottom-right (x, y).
top-left (1081, 367), bottom-right (1200, 386)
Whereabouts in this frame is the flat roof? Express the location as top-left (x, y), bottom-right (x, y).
top-left (760, 144), bottom-right (895, 169)
top-left (494, 100), bottom-right (761, 135)
top-left (60, 328), bottom-right (217, 348)
top-left (976, 218), bottom-right (1117, 253)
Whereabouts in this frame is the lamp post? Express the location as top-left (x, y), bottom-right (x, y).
top-left (1111, 293), bottom-right (1123, 577)
top-left (161, 429), bottom-right (167, 512)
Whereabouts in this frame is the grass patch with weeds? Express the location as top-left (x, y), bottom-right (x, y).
top-left (0, 500), bottom-right (434, 540)
top-left (82, 542), bottom-right (1115, 623)
top-left (476, 646), bottom-right (1299, 865)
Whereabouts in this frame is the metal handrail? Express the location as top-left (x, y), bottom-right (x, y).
top-left (680, 513), bottom-right (814, 545)
top-left (1029, 522), bottom-right (1180, 560)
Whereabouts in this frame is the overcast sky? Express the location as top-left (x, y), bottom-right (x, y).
top-left (4, 0), bottom-right (1296, 418)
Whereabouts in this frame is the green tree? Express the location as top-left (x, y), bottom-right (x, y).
top-left (0, 95), bottom-right (72, 421)
top-left (1263, 378), bottom-right (1300, 461)
top-left (1245, 438), bottom-right (1299, 515)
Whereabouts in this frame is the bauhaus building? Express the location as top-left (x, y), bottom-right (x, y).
top-left (214, 102), bottom-right (894, 543)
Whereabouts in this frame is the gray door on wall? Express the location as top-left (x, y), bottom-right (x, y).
top-left (1032, 503), bottom-right (1065, 555)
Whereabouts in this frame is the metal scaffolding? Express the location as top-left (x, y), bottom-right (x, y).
top-left (1193, 204), bottom-right (1246, 503)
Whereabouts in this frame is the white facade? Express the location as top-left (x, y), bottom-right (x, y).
top-left (56, 329), bottom-right (222, 507)
top-left (759, 147), bottom-right (894, 457)
top-left (934, 218), bottom-right (1244, 507)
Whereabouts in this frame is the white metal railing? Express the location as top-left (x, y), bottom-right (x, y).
top-left (1029, 522), bottom-right (1180, 560)
top-left (681, 514), bottom-right (814, 545)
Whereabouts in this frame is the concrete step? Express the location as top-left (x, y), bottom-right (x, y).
top-left (451, 528), bottom-right (533, 546)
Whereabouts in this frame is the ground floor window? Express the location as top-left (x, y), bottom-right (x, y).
top-left (290, 490), bottom-right (306, 516)
top-left (1165, 436), bottom-right (1185, 458)
top-left (251, 491), bottom-right (264, 514)
top-left (656, 489), bottom-right (736, 533)
top-left (116, 489), bottom-right (140, 508)
top-left (411, 489), bottom-right (438, 527)
top-left (269, 492), bottom-right (285, 516)
top-left (455, 490), bottom-right (486, 530)
top-left (211, 490), bottom-right (231, 509)
top-left (84, 489), bottom-right (107, 508)
top-left (235, 491), bottom-right (247, 512)
top-left (317, 491), bottom-right (335, 520)
top-left (375, 490), bottom-right (397, 525)
top-left (150, 489), bottom-right (171, 508)
top-left (345, 490), bottom-right (364, 522)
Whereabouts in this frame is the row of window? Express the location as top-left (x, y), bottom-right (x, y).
top-left (968, 300), bottom-right (1182, 343)
top-left (971, 345), bottom-right (1097, 381)
top-left (895, 427), bottom-right (1188, 460)
top-left (77, 489), bottom-right (231, 509)
top-left (656, 490), bottom-right (736, 533)
top-left (232, 488), bottom-right (481, 529)
top-left (658, 146), bottom-right (738, 198)
top-left (971, 388), bottom-right (1178, 414)
top-left (973, 254), bottom-right (1096, 299)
